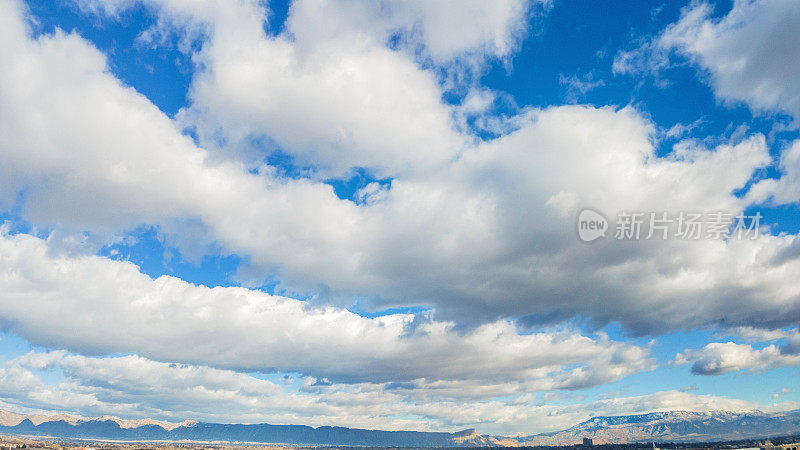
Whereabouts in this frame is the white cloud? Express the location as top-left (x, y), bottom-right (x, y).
top-left (578, 390), bottom-right (798, 416)
top-left (664, 118), bottom-right (703, 140)
top-left (0, 230), bottom-right (654, 389)
top-left (714, 326), bottom-right (800, 343)
top-left (614, 0), bottom-right (800, 122)
top-left (672, 341), bottom-right (800, 376)
top-left (0, 0), bottom-right (799, 342)
top-left (2, 0), bottom-right (800, 436)
top-left (658, 0), bottom-right (800, 120)
top-left (183, 1), bottom-right (465, 178)
top-left (615, 1), bottom-right (800, 206)
top-left (284, 0), bottom-right (539, 63)
top-left (559, 73), bottom-right (605, 103)
top-left (0, 351), bottom-right (795, 435)
top-left (75, 0), bottom-right (541, 178)
top-left (748, 140), bottom-right (800, 204)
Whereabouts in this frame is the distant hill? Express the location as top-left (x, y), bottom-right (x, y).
top-left (511, 410), bottom-right (800, 446)
top-left (0, 411), bottom-right (498, 447)
top-left (0, 409), bottom-right (798, 447)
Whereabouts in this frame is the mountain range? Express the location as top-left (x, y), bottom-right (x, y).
top-left (0, 409), bottom-right (798, 447)
top-left (515, 410), bottom-right (800, 446)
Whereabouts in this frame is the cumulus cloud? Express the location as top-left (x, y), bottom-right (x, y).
top-left (0, 351), bottom-right (794, 435)
top-left (748, 140), bottom-right (800, 204)
top-left (74, 0), bottom-right (541, 178)
top-left (661, 0), bottom-right (800, 120)
top-left (672, 341), bottom-right (800, 376)
top-left (615, 1), bottom-right (800, 206)
top-left (4, 0), bottom-right (800, 436)
top-left (2, 0), bottom-right (800, 338)
top-left (179, 0), bottom-right (467, 178)
top-left (0, 230), bottom-right (654, 389)
top-left (285, 0), bottom-right (540, 63)
top-left (615, 0), bottom-right (800, 120)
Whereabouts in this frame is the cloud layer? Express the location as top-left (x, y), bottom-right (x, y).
top-left (0, 230), bottom-right (653, 389)
top-left (1, 350), bottom-right (795, 435)
top-left (0, 0), bottom-right (799, 435)
top-left (2, 0), bottom-right (800, 337)
top-left (673, 334), bottom-right (800, 375)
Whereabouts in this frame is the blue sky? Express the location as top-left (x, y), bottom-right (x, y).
top-left (0, 0), bottom-right (798, 436)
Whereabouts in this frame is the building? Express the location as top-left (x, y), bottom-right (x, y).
top-left (760, 442), bottom-right (800, 450)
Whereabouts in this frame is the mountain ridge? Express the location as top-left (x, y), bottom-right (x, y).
top-left (512, 410), bottom-right (800, 446)
top-left (0, 408), bottom-right (798, 447)
top-left (0, 410), bottom-right (194, 431)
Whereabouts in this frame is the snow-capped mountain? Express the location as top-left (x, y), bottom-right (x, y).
top-left (512, 410), bottom-right (800, 446)
top-left (0, 409), bottom-right (798, 446)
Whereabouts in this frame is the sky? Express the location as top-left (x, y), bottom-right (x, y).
top-left (0, 0), bottom-right (798, 437)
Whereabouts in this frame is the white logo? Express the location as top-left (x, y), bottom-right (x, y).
top-left (577, 209), bottom-right (608, 242)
